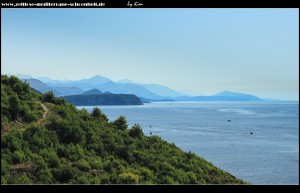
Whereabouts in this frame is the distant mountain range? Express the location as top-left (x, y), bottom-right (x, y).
top-left (23, 79), bottom-right (84, 96)
top-left (171, 91), bottom-right (262, 101)
top-left (16, 74), bottom-right (265, 101)
top-left (23, 79), bottom-right (63, 96)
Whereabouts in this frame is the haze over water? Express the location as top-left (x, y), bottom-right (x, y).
top-left (78, 101), bottom-right (299, 184)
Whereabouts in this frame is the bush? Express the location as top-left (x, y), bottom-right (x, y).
top-left (90, 157), bottom-right (103, 170)
top-left (91, 107), bottom-right (108, 122)
top-left (91, 107), bottom-right (101, 118)
top-left (37, 168), bottom-right (53, 183)
top-left (9, 94), bottom-right (20, 120)
top-left (12, 150), bottom-right (25, 164)
top-left (40, 149), bottom-right (61, 168)
top-left (1, 176), bottom-right (8, 184)
top-left (1, 159), bottom-right (10, 175)
top-left (119, 172), bottom-right (139, 184)
top-left (23, 110), bottom-right (38, 122)
top-left (42, 91), bottom-right (55, 103)
top-left (112, 116), bottom-right (128, 130)
top-left (77, 159), bottom-right (91, 172)
top-left (128, 124), bottom-right (144, 138)
top-left (64, 144), bottom-right (84, 161)
top-left (54, 165), bottom-right (77, 183)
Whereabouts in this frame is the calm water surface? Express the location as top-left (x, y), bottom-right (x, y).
top-left (77, 101), bottom-right (299, 184)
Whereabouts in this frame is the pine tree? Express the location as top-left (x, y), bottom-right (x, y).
top-left (9, 94), bottom-right (20, 120)
top-left (112, 116), bottom-right (128, 130)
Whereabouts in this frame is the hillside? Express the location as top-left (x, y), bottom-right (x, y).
top-left (1, 75), bottom-right (247, 184)
top-left (63, 94), bottom-right (143, 106)
top-left (54, 86), bottom-right (84, 96)
top-left (22, 79), bottom-right (62, 96)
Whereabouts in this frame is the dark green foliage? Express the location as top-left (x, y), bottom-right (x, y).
top-left (53, 165), bottom-right (77, 183)
top-left (91, 107), bottom-right (108, 122)
top-left (119, 172), bottom-right (139, 184)
top-left (1, 75), bottom-right (43, 126)
top-left (1, 159), bottom-right (10, 175)
top-left (42, 91), bottom-right (55, 103)
top-left (91, 107), bottom-right (101, 118)
top-left (76, 159), bottom-right (91, 172)
top-left (23, 110), bottom-right (38, 122)
top-left (63, 94), bottom-right (143, 106)
top-left (112, 116), bottom-right (128, 131)
top-left (54, 97), bottom-right (67, 105)
top-left (9, 94), bottom-right (21, 120)
top-left (128, 124), bottom-right (144, 138)
top-left (12, 150), bottom-right (25, 164)
top-left (1, 75), bottom-right (247, 184)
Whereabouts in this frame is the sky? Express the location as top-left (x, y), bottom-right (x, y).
top-left (1, 8), bottom-right (299, 100)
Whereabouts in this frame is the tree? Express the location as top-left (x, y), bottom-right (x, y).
top-left (128, 124), bottom-right (144, 138)
top-left (8, 76), bottom-right (19, 88)
top-left (91, 107), bottom-right (108, 122)
top-left (9, 94), bottom-right (20, 120)
top-left (112, 116), bottom-right (128, 130)
top-left (91, 107), bottom-right (101, 118)
top-left (43, 91), bottom-right (55, 103)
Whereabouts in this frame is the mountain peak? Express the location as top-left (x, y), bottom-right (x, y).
top-left (81, 89), bottom-right (103, 95)
top-left (214, 91), bottom-right (245, 97)
top-left (80, 75), bottom-right (112, 84)
top-left (90, 75), bottom-right (105, 79)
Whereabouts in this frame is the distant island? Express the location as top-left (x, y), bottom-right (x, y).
top-left (63, 93), bottom-right (143, 106)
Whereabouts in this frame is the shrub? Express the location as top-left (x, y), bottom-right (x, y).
top-left (128, 124), bottom-right (144, 138)
top-left (77, 159), bottom-right (91, 172)
top-left (42, 91), bottom-right (55, 103)
top-left (23, 110), bottom-right (38, 122)
top-left (12, 150), bottom-right (25, 164)
top-left (119, 172), bottom-right (139, 184)
top-left (112, 116), bottom-right (128, 130)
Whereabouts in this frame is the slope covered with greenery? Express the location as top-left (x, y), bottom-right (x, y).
top-left (1, 75), bottom-right (247, 184)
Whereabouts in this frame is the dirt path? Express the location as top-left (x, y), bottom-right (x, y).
top-left (40, 103), bottom-right (48, 122)
top-left (41, 103), bottom-right (48, 120)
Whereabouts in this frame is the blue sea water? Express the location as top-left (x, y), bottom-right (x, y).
top-left (77, 101), bottom-right (299, 184)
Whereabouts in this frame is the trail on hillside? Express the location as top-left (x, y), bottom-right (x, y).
top-left (1, 103), bottom-right (49, 135)
top-left (39, 103), bottom-right (49, 123)
top-left (40, 103), bottom-right (49, 121)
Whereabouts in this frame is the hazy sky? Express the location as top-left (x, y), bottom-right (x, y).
top-left (2, 8), bottom-right (299, 100)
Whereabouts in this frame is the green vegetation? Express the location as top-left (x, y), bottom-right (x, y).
top-left (1, 75), bottom-right (247, 184)
top-left (63, 94), bottom-right (143, 106)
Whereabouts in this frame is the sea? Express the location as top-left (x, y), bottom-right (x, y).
top-left (77, 101), bottom-right (299, 184)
